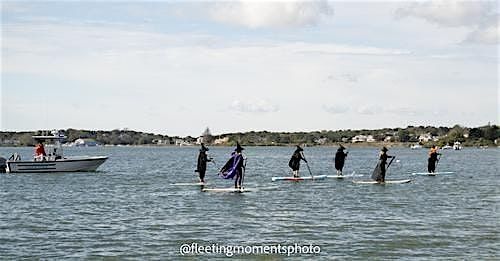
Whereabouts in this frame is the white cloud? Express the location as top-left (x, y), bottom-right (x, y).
top-left (466, 25), bottom-right (499, 44)
top-left (229, 99), bottom-right (279, 113)
top-left (396, 1), bottom-right (494, 27)
top-left (357, 105), bottom-right (383, 115)
top-left (323, 104), bottom-right (349, 114)
top-left (2, 19), bottom-right (497, 134)
top-left (396, 1), bottom-right (499, 45)
top-left (209, 1), bottom-right (333, 29)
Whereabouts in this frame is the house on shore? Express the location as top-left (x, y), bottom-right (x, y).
top-left (352, 135), bottom-right (375, 143)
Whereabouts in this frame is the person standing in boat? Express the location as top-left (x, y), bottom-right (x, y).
top-left (371, 147), bottom-right (395, 183)
top-left (34, 140), bottom-right (47, 161)
top-left (334, 145), bottom-right (348, 176)
top-left (219, 143), bottom-right (245, 189)
top-left (427, 145), bottom-right (441, 173)
top-left (195, 143), bottom-right (212, 183)
top-left (289, 145), bottom-right (307, 178)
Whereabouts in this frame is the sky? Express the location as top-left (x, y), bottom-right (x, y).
top-left (1, 1), bottom-right (499, 137)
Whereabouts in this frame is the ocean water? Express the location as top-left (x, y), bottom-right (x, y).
top-left (1, 146), bottom-right (499, 259)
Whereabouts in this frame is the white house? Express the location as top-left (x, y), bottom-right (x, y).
top-left (419, 133), bottom-right (439, 142)
top-left (213, 137), bottom-right (229, 145)
top-left (196, 136), bottom-right (205, 145)
top-left (352, 135), bottom-right (367, 143)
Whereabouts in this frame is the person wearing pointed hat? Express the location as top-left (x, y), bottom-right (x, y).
top-left (195, 143), bottom-right (212, 183)
top-left (334, 144), bottom-right (348, 176)
top-left (372, 146), bottom-right (395, 183)
top-left (288, 145), bottom-right (307, 178)
top-left (219, 142), bottom-right (246, 189)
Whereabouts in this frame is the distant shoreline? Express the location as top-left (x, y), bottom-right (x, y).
top-left (1, 124), bottom-right (498, 148)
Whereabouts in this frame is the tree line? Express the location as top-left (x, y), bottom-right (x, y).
top-left (0, 124), bottom-right (498, 147)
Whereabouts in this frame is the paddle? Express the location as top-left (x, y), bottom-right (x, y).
top-left (435, 154), bottom-right (442, 170)
top-left (386, 156), bottom-right (396, 171)
top-left (301, 152), bottom-right (314, 178)
top-left (241, 157), bottom-right (247, 190)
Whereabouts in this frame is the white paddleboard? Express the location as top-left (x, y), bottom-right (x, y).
top-left (326, 175), bottom-right (345, 179)
top-left (271, 175), bottom-right (327, 182)
top-left (353, 179), bottom-right (412, 184)
top-left (202, 188), bottom-right (251, 193)
top-left (171, 182), bottom-right (208, 186)
top-left (412, 172), bottom-right (454, 176)
top-left (202, 186), bottom-right (279, 193)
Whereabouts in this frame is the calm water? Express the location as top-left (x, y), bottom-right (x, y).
top-left (1, 146), bottom-right (499, 259)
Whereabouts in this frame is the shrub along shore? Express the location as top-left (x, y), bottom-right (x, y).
top-left (1, 124), bottom-right (498, 148)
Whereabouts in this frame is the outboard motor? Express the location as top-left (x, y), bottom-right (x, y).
top-left (0, 157), bottom-right (6, 173)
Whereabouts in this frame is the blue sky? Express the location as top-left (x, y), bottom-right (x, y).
top-left (1, 1), bottom-right (498, 136)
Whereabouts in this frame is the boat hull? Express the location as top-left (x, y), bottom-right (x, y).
top-left (6, 156), bottom-right (108, 173)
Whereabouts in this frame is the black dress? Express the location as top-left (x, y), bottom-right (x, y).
top-left (289, 150), bottom-right (305, 171)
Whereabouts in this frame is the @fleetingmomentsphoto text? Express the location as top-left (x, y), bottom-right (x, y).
top-left (179, 242), bottom-right (321, 257)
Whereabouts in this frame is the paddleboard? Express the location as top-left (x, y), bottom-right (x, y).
top-left (202, 186), bottom-right (279, 193)
top-left (171, 182), bottom-right (208, 186)
top-left (202, 188), bottom-right (251, 193)
top-left (412, 172), bottom-right (454, 176)
top-left (353, 179), bottom-right (412, 184)
top-left (271, 175), bottom-right (327, 182)
top-left (326, 175), bottom-right (345, 179)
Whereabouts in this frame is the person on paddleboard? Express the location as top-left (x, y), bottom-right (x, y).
top-left (289, 145), bottom-right (307, 178)
top-left (427, 145), bottom-right (441, 173)
top-left (334, 145), bottom-right (348, 176)
top-left (195, 143), bottom-right (212, 183)
top-left (371, 146), bottom-right (395, 183)
top-left (219, 143), bottom-right (245, 189)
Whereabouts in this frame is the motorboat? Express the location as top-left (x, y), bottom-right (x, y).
top-left (2, 131), bottom-right (108, 173)
top-left (441, 144), bottom-right (453, 150)
top-left (410, 144), bottom-right (422, 149)
top-left (453, 141), bottom-right (462, 150)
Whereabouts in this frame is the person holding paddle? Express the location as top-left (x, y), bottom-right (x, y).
top-left (195, 143), bottom-right (212, 183)
top-left (334, 144), bottom-right (348, 176)
top-left (219, 143), bottom-right (246, 189)
top-left (289, 145), bottom-right (308, 178)
top-left (371, 146), bottom-right (395, 183)
top-left (427, 145), bottom-right (441, 173)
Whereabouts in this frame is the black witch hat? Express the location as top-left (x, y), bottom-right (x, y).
top-left (200, 143), bottom-right (209, 152)
top-left (235, 142), bottom-right (244, 152)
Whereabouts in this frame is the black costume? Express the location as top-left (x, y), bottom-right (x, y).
top-left (220, 143), bottom-right (245, 188)
top-left (371, 147), bottom-right (394, 182)
top-left (427, 149), bottom-right (440, 173)
top-left (334, 146), bottom-right (348, 173)
top-left (195, 144), bottom-right (211, 182)
top-left (289, 146), bottom-right (307, 177)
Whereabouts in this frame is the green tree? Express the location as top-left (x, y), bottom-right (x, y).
top-left (468, 128), bottom-right (483, 139)
top-left (483, 125), bottom-right (499, 141)
top-left (397, 129), bottom-right (410, 142)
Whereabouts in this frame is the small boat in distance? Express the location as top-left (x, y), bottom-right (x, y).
top-left (453, 141), bottom-right (462, 150)
top-left (441, 144), bottom-right (453, 150)
top-left (410, 144), bottom-right (422, 149)
top-left (3, 131), bottom-right (108, 173)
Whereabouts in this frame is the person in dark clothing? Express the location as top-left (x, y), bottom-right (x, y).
top-left (289, 145), bottom-right (307, 178)
top-left (427, 145), bottom-right (441, 173)
top-left (334, 145), bottom-right (348, 176)
top-left (220, 143), bottom-right (245, 189)
top-left (372, 147), bottom-right (395, 183)
top-left (195, 143), bottom-right (211, 183)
